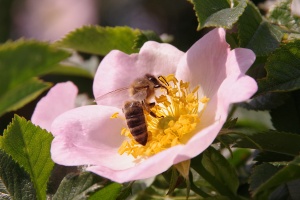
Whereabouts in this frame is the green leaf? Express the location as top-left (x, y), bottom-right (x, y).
top-left (191, 147), bottom-right (239, 197)
top-left (268, 184), bottom-right (291, 200)
top-left (0, 39), bottom-right (70, 116)
top-left (53, 172), bottom-right (104, 200)
top-left (246, 57), bottom-right (269, 80)
top-left (189, 171), bottom-right (210, 198)
top-left (238, 2), bottom-right (283, 56)
top-left (255, 151), bottom-right (294, 162)
top-left (237, 2), bottom-right (261, 45)
top-left (0, 0), bottom-right (12, 43)
top-left (226, 33), bottom-right (239, 49)
top-left (134, 186), bottom-right (165, 200)
top-left (0, 115), bottom-right (54, 200)
top-left (268, 0), bottom-right (300, 33)
top-left (270, 91), bottom-right (300, 134)
top-left (203, 196), bottom-right (231, 200)
top-left (250, 163), bottom-right (300, 199)
top-left (190, 0), bottom-right (247, 30)
top-left (223, 118), bottom-right (238, 129)
top-left (0, 178), bottom-right (10, 200)
top-left (242, 22), bottom-right (282, 56)
top-left (234, 130), bottom-right (300, 156)
top-left (286, 179), bottom-right (300, 200)
top-left (133, 30), bottom-right (162, 50)
top-left (163, 167), bottom-right (184, 195)
top-left (0, 39), bottom-right (70, 93)
top-left (57, 26), bottom-right (141, 55)
top-left (0, 150), bottom-right (36, 200)
top-left (227, 148), bottom-right (251, 168)
top-left (239, 92), bottom-right (289, 111)
top-left (50, 65), bottom-right (94, 79)
top-left (89, 183), bottom-right (122, 200)
top-left (258, 40), bottom-right (300, 94)
top-left (0, 78), bottom-right (51, 117)
top-left (253, 156), bottom-right (300, 198)
top-left (249, 163), bottom-right (281, 192)
top-left (116, 182), bottom-right (133, 200)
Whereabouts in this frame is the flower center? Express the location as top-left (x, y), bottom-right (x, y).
top-left (118, 74), bottom-right (209, 159)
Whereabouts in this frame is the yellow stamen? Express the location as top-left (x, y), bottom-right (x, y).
top-left (110, 112), bottom-right (119, 119)
top-left (118, 74), bottom-right (210, 159)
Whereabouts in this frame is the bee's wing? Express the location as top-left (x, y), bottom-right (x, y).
top-left (94, 87), bottom-right (131, 108)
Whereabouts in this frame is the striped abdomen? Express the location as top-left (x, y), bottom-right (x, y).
top-left (123, 101), bottom-right (148, 145)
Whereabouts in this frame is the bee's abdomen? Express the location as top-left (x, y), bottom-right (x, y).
top-left (124, 101), bottom-right (148, 145)
top-left (128, 121), bottom-right (148, 146)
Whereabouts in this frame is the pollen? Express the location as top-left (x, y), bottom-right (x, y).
top-left (118, 74), bottom-right (209, 159)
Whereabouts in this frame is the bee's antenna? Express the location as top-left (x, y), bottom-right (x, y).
top-left (158, 75), bottom-right (169, 94)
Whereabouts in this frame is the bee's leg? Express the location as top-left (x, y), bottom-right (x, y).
top-left (142, 101), bottom-right (163, 118)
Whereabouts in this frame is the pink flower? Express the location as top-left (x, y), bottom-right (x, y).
top-left (291, 0), bottom-right (300, 17)
top-left (12, 0), bottom-right (99, 42)
top-left (31, 82), bottom-right (78, 131)
top-left (50, 28), bottom-right (257, 183)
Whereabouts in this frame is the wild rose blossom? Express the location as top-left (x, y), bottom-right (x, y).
top-left (47, 28), bottom-right (257, 183)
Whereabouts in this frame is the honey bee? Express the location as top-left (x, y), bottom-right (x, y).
top-left (123, 101), bottom-right (148, 145)
top-left (95, 74), bottom-right (168, 145)
top-left (128, 74), bottom-right (168, 117)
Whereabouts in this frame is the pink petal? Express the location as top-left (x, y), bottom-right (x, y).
top-left (219, 75), bottom-right (258, 105)
top-left (50, 105), bottom-right (137, 168)
top-left (31, 81), bottom-right (78, 131)
top-left (176, 28), bottom-right (256, 98)
top-left (176, 30), bottom-right (257, 160)
top-left (291, 0), bottom-right (300, 17)
top-left (50, 104), bottom-right (225, 183)
top-left (87, 144), bottom-right (184, 182)
top-left (90, 73), bottom-right (257, 182)
top-left (87, 120), bottom-right (223, 183)
top-left (188, 70), bottom-right (258, 158)
top-left (176, 28), bottom-right (228, 95)
top-left (93, 41), bottom-right (184, 108)
top-left (205, 49), bottom-right (256, 122)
